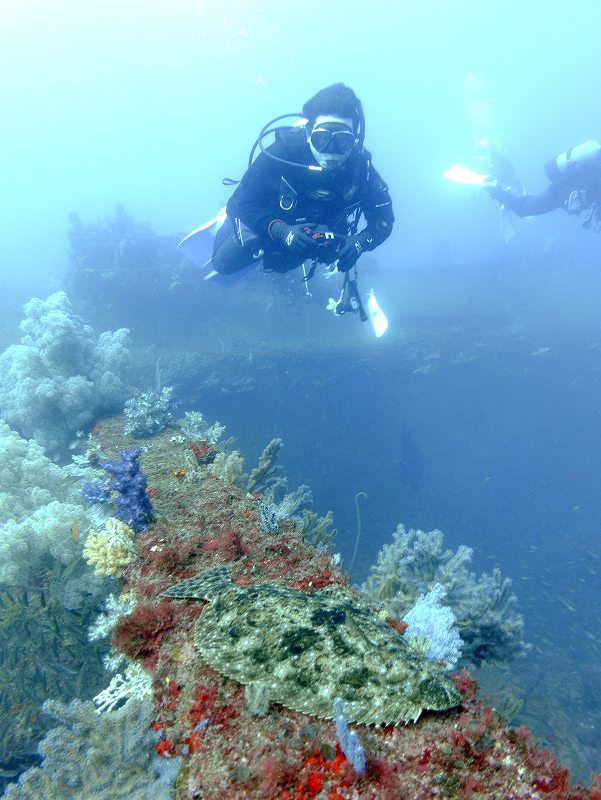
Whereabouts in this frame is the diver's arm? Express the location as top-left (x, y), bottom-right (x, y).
top-left (487, 181), bottom-right (567, 217)
top-left (227, 153), bottom-right (281, 238)
top-left (356, 162), bottom-right (395, 250)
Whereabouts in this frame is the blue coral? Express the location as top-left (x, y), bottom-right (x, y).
top-left (81, 480), bottom-right (111, 505)
top-left (334, 697), bottom-right (366, 773)
top-left (82, 446), bottom-right (153, 532)
top-left (403, 584), bottom-right (463, 669)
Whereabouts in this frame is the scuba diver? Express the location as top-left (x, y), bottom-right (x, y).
top-left (179, 83), bottom-right (394, 332)
top-left (486, 140), bottom-right (601, 231)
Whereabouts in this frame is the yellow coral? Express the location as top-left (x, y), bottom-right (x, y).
top-left (83, 517), bottom-right (136, 577)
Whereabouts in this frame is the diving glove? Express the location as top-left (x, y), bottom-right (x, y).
top-left (336, 234), bottom-right (364, 272)
top-left (268, 221), bottom-right (318, 255)
top-left (485, 183), bottom-right (512, 203)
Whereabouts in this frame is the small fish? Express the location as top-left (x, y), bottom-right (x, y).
top-left (70, 521), bottom-right (79, 544)
top-left (49, 662), bottom-right (79, 677)
top-left (559, 597), bottom-right (577, 613)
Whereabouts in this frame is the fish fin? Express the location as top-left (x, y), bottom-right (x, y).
top-left (162, 566), bottom-right (232, 600)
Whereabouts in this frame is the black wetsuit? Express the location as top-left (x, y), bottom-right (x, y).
top-left (212, 129), bottom-right (394, 274)
top-left (493, 167), bottom-right (601, 219)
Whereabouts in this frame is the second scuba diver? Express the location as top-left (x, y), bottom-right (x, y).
top-left (487, 140), bottom-right (601, 231)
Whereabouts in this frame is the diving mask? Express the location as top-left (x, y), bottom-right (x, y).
top-left (308, 114), bottom-right (356, 169)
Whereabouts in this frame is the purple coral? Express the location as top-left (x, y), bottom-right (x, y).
top-left (103, 446), bottom-right (154, 532)
top-left (81, 479), bottom-right (110, 505)
top-left (82, 446), bottom-right (154, 532)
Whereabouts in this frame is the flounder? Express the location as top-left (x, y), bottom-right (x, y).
top-left (162, 566), bottom-right (460, 724)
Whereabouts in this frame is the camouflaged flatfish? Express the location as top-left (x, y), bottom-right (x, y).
top-left (162, 566), bottom-right (460, 725)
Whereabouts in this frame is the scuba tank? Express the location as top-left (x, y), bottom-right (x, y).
top-left (544, 141), bottom-right (601, 182)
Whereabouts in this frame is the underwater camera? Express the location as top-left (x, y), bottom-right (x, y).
top-left (263, 224), bottom-right (345, 273)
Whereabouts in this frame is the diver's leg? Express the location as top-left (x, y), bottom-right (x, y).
top-left (211, 218), bottom-right (257, 274)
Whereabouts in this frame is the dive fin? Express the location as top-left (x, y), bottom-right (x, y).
top-left (367, 289), bottom-right (388, 338)
top-left (498, 206), bottom-right (516, 244)
top-left (178, 207), bottom-right (227, 269)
